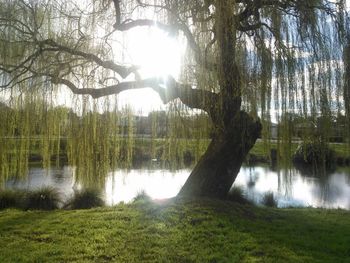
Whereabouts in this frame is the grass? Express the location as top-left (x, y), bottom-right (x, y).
top-left (133, 189), bottom-right (152, 203)
top-left (0, 199), bottom-right (349, 262)
top-left (261, 192), bottom-right (278, 207)
top-left (227, 186), bottom-right (252, 204)
top-left (64, 189), bottom-right (105, 209)
top-left (0, 188), bottom-right (62, 211)
top-left (24, 187), bottom-right (61, 211)
top-left (0, 190), bottom-right (24, 209)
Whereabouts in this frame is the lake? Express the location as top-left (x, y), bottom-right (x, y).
top-left (4, 164), bottom-right (350, 209)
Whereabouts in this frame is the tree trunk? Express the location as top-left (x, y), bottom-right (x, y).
top-left (177, 1), bottom-right (261, 199)
top-left (178, 111), bottom-right (261, 198)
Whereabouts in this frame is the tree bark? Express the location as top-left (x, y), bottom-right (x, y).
top-left (178, 1), bottom-right (261, 199)
top-left (178, 111), bottom-right (261, 198)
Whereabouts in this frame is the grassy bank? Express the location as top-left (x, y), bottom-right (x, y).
top-left (0, 199), bottom-right (349, 262)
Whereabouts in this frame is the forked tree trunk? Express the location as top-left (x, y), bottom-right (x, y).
top-left (178, 111), bottom-right (261, 198)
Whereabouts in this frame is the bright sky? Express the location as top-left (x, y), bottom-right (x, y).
top-left (114, 0), bottom-right (350, 116)
top-left (116, 27), bottom-right (186, 114)
top-left (5, 0), bottom-right (350, 115)
top-left (54, 26), bottom-right (186, 115)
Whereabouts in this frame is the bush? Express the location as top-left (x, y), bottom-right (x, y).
top-left (292, 141), bottom-right (335, 170)
top-left (183, 150), bottom-right (194, 166)
top-left (132, 146), bottom-right (152, 162)
top-left (24, 187), bottom-right (61, 210)
top-left (133, 190), bottom-right (151, 203)
top-left (227, 186), bottom-right (251, 204)
top-left (261, 192), bottom-right (278, 207)
top-left (0, 190), bottom-right (24, 209)
top-left (65, 189), bottom-right (104, 209)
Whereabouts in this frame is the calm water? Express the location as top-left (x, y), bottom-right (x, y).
top-left (4, 165), bottom-right (350, 209)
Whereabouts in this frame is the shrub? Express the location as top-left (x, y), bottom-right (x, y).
top-left (183, 150), bottom-right (194, 166)
top-left (133, 190), bottom-right (151, 203)
top-left (292, 141), bottom-right (335, 170)
top-left (65, 188), bottom-right (104, 209)
top-left (24, 187), bottom-right (61, 210)
top-left (261, 192), bottom-right (278, 207)
top-left (227, 186), bottom-right (251, 204)
top-left (0, 190), bottom-right (24, 209)
top-left (132, 146), bottom-right (152, 163)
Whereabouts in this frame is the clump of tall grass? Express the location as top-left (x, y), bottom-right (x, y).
top-left (133, 190), bottom-right (151, 203)
top-left (64, 188), bottom-right (104, 209)
top-left (0, 189), bottom-right (25, 209)
top-left (261, 192), bottom-right (278, 207)
top-left (24, 187), bottom-right (61, 210)
top-left (227, 186), bottom-right (251, 204)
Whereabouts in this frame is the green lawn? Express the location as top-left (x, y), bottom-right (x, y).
top-left (0, 199), bottom-right (349, 262)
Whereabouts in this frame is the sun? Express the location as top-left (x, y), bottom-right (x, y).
top-left (115, 26), bottom-right (186, 113)
top-left (127, 27), bottom-right (185, 78)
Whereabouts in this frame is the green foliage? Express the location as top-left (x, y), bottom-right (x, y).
top-left (64, 189), bottom-right (104, 209)
top-left (293, 141), bottom-right (336, 170)
top-left (0, 190), bottom-right (24, 210)
top-left (0, 99), bottom-right (211, 184)
top-left (261, 192), bottom-right (278, 208)
top-left (227, 186), bottom-right (251, 204)
top-left (0, 0), bottom-right (349, 198)
top-left (133, 190), bottom-right (152, 203)
top-left (0, 200), bottom-right (349, 262)
top-left (24, 187), bottom-right (61, 210)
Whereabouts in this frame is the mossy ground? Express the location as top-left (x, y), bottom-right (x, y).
top-left (0, 199), bottom-right (349, 262)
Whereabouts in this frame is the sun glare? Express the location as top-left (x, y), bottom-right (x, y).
top-left (115, 27), bottom-right (186, 113)
top-left (127, 27), bottom-right (185, 78)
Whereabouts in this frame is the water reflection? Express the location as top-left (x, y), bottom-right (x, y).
top-left (234, 166), bottom-right (350, 209)
top-left (5, 166), bottom-right (76, 200)
top-left (4, 165), bottom-right (350, 209)
top-left (105, 169), bottom-right (189, 205)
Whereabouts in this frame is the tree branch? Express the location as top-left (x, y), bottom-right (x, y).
top-left (235, 0), bottom-right (337, 33)
top-left (52, 75), bottom-right (218, 116)
top-left (52, 77), bottom-right (160, 99)
top-left (40, 39), bottom-right (138, 79)
top-left (114, 19), bottom-right (201, 62)
top-left (112, 0), bottom-right (121, 26)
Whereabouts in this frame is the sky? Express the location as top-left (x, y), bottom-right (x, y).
top-left (2, 0), bottom-right (350, 116)
top-left (54, 26), bottom-right (185, 115)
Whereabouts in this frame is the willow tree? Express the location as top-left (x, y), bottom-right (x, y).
top-left (0, 0), bottom-right (348, 198)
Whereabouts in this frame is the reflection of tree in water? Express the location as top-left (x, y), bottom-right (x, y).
top-left (311, 173), bottom-right (349, 207)
top-left (247, 167), bottom-right (258, 188)
top-left (277, 168), bottom-right (294, 199)
top-left (296, 166), bottom-right (348, 207)
top-left (294, 164), bottom-right (334, 205)
top-left (315, 174), bottom-right (332, 205)
top-left (294, 161), bottom-right (336, 178)
top-left (272, 165), bottom-right (348, 208)
top-left (52, 170), bottom-right (66, 184)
